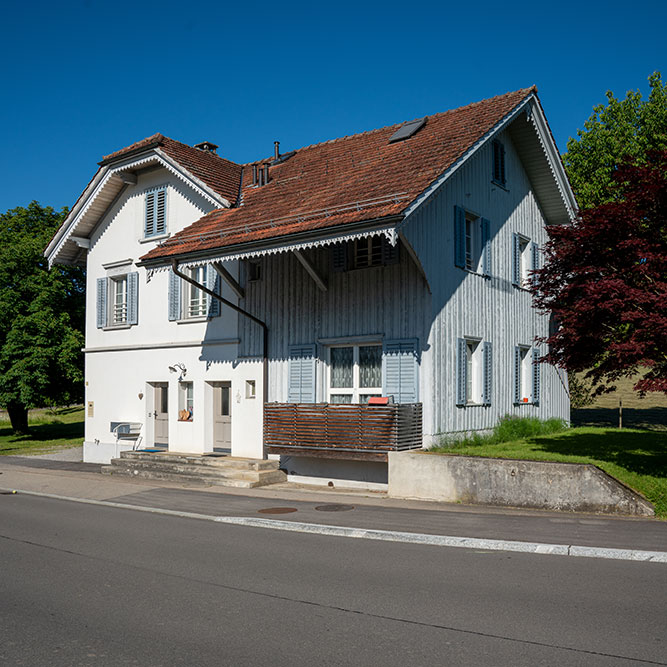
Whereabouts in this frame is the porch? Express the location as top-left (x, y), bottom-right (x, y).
top-left (264, 402), bottom-right (423, 462)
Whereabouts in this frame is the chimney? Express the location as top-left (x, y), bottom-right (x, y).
top-left (274, 141), bottom-right (280, 161)
top-left (252, 164), bottom-right (258, 186)
top-left (194, 141), bottom-right (218, 154)
top-left (264, 163), bottom-right (270, 184)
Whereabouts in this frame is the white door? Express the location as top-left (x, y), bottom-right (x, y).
top-left (154, 383), bottom-right (169, 445)
top-left (213, 383), bottom-right (231, 450)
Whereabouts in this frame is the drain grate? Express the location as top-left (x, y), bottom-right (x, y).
top-left (257, 507), bottom-right (298, 514)
top-left (315, 504), bottom-right (354, 512)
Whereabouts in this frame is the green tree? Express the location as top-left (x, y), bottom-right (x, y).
top-left (563, 72), bottom-right (667, 209)
top-left (0, 202), bottom-right (85, 433)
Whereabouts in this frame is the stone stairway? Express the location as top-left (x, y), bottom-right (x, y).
top-left (102, 451), bottom-right (287, 488)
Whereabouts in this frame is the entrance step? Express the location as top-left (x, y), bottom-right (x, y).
top-left (101, 451), bottom-right (286, 488)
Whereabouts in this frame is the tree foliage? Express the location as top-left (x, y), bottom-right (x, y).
top-left (533, 151), bottom-right (667, 395)
top-left (0, 202), bottom-right (85, 433)
top-left (563, 72), bottom-right (667, 210)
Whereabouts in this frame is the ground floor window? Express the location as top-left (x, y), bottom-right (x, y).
top-left (328, 344), bottom-right (382, 404)
top-left (178, 381), bottom-right (193, 421)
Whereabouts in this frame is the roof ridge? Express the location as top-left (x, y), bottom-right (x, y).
top-left (241, 86), bottom-right (536, 165)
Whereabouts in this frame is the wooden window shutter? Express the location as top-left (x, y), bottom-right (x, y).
top-left (206, 264), bottom-right (220, 317)
top-left (287, 345), bottom-right (317, 403)
top-left (531, 242), bottom-right (540, 287)
top-left (96, 277), bottom-right (107, 328)
top-left (330, 243), bottom-right (348, 272)
top-left (481, 218), bottom-right (491, 276)
top-left (168, 269), bottom-right (181, 321)
top-left (514, 346), bottom-right (522, 404)
top-left (382, 339), bottom-right (418, 404)
top-left (145, 192), bottom-right (156, 237)
top-left (532, 347), bottom-right (541, 405)
top-left (456, 337), bottom-right (467, 406)
top-left (382, 237), bottom-right (400, 265)
top-left (127, 272), bottom-right (139, 325)
top-left (155, 189), bottom-right (166, 235)
top-left (482, 341), bottom-right (492, 406)
top-left (454, 206), bottom-right (466, 268)
top-left (512, 233), bottom-right (521, 286)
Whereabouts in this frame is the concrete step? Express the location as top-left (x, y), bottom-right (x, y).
top-left (102, 454), bottom-right (286, 488)
top-left (119, 451), bottom-right (279, 472)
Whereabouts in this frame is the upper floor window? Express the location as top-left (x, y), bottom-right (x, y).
top-left (512, 233), bottom-right (539, 289)
top-left (144, 186), bottom-right (167, 238)
top-left (454, 206), bottom-right (491, 276)
top-left (492, 140), bottom-right (506, 186)
top-left (168, 265), bottom-right (220, 322)
top-left (96, 270), bottom-right (139, 329)
top-left (330, 236), bottom-right (399, 273)
top-left (111, 276), bottom-right (128, 325)
top-left (187, 266), bottom-right (209, 317)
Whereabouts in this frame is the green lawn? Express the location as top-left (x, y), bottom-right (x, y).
top-left (0, 406), bottom-right (84, 456)
top-left (430, 426), bottom-right (667, 518)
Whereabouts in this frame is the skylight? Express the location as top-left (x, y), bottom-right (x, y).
top-left (389, 117), bottom-right (426, 143)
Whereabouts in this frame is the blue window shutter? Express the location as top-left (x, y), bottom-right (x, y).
top-left (512, 233), bottom-right (521, 286)
top-left (382, 237), bottom-right (400, 265)
top-left (456, 338), bottom-right (467, 406)
top-left (531, 242), bottom-right (539, 287)
top-left (482, 342), bottom-right (492, 406)
top-left (330, 243), bottom-right (348, 272)
top-left (454, 206), bottom-right (466, 268)
top-left (514, 346), bottom-right (522, 404)
top-left (168, 269), bottom-right (181, 321)
top-left (96, 277), bottom-right (107, 329)
top-left (127, 272), bottom-right (139, 325)
top-left (481, 218), bottom-right (491, 276)
top-left (382, 339), bottom-right (418, 403)
top-left (288, 345), bottom-right (316, 403)
top-left (155, 189), bottom-right (166, 235)
top-left (532, 347), bottom-right (541, 405)
top-left (207, 264), bottom-right (220, 317)
top-left (145, 191), bottom-right (156, 237)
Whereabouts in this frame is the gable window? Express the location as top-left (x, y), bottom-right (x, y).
top-left (514, 345), bottom-right (540, 405)
top-left (329, 344), bottom-right (382, 404)
top-left (512, 233), bottom-right (539, 288)
top-left (144, 186), bottom-right (167, 239)
top-left (456, 337), bottom-right (492, 406)
top-left (330, 237), bottom-right (400, 273)
top-left (492, 140), bottom-right (506, 186)
top-left (168, 266), bottom-right (221, 322)
top-left (96, 270), bottom-right (138, 329)
top-left (454, 206), bottom-right (491, 276)
top-left (354, 236), bottom-right (383, 268)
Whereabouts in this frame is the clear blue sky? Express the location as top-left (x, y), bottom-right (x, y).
top-left (1, 0), bottom-right (664, 213)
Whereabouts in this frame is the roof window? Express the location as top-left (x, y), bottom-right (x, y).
top-left (389, 117), bottom-right (426, 143)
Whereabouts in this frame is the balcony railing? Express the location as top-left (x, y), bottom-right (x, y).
top-left (264, 402), bottom-right (423, 461)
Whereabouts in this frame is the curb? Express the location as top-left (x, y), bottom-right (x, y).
top-left (4, 488), bottom-right (666, 564)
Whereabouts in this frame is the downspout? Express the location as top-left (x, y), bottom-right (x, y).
top-left (170, 258), bottom-right (269, 408)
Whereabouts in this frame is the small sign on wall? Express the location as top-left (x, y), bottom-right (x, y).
top-left (87, 401), bottom-right (94, 417)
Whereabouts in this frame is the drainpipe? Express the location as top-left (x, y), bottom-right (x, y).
top-left (170, 259), bottom-right (269, 409)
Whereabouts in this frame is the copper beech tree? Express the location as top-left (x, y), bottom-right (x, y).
top-left (532, 150), bottom-right (667, 396)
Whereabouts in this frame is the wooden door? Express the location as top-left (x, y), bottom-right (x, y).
top-left (213, 383), bottom-right (231, 450)
top-left (154, 383), bottom-right (169, 445)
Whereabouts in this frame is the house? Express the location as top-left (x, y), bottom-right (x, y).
top-left (45, 87), bottom-right (575, 486)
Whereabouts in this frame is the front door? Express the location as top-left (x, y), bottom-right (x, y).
top-left (154, 383), bottom-right (169, 446)
top-left (213, 382), bottom-right (231, 451)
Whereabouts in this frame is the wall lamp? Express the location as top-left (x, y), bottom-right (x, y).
top-left (168, 363), bottom-right (187, 380)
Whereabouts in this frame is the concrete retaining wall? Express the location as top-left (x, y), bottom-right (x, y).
top-left (388, 451), bottom-right (654, 516)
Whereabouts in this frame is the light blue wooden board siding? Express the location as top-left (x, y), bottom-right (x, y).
top-left (402, 127), bottom-right (569, 437)
top-left (238, 245), bottom-right (430, 407)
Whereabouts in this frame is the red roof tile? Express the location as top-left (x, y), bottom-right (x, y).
top-left (139, 87), bottom-right (536, 263)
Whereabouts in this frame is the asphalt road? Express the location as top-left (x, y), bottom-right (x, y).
top-left (1, 494), bottom-right (666, 666)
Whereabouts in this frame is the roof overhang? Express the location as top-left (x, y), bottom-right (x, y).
top-left (45, 150), bottom-right (232, 267)
top-left (137, 215), bottom-right (403, 274)
top-left (401, 93), bottom-right (577, 227)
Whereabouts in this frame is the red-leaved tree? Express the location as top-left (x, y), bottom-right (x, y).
top-left (533, 150), bottom-right (667, 395)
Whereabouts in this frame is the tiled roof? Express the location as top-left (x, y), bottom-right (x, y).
top-left (140, 87), bottom-right (536, 263)
top-left (101, 132), bottom-right (242, 205)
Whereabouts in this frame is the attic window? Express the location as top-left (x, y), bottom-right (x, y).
top-left (389, 118), bottom-right (426, 143)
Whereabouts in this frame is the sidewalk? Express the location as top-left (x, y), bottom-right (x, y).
top-left (1, 456), bottom-right (666, 557)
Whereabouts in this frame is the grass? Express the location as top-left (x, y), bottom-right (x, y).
top-left (430, 416), bottom-right (667, 518)
top-left (0, 406), bottom-right (84, 456)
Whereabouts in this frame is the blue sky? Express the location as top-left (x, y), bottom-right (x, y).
top-left (1, 0), bottom-right (664, 213)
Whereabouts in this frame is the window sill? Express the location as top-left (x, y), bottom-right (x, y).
top-left (460, 268), bottom-right (491, 279)
top-left (491, 180), bottom-right (509, 192)
top-left (176, 315), bottom-right (211, 325)
top-left (177, 419), bottom-right (193, 423)
top-left (457, 402), bottom-right (489, 408)
top-left (512, 284), bottom-right (532, 292)
top-left (102, 323), bottom-right (132, 331)
top-left (139, 233), bottom-right (170, 244)
top-left (514, 401), bottom-right (537, 406)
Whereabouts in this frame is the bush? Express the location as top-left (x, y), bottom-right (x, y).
top-left (434, 415), bottom-right (567, 450)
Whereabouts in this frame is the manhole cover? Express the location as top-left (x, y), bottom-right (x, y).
top-left (0, 491), bottom-right (17, 495)
top-left (257, 507), bottom-right (298, 514)
top-left (315, 504), bottom-right (354, 512)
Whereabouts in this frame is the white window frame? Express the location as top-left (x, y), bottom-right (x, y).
top-left (516, 345), bottom-right (533, 404)
top-left (186, 266), bottom-right (209, 318)
top-left (110, 275), bottom-right (128, 326)
top-left (327, 343), bottom-right (382, 404)
top-left (178, 381), bottom-right (194, 421)
top-left (464, 338), bottom-right (483, 405)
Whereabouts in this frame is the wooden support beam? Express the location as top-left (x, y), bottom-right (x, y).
top-left (119, 171), bottom-right (137, 185)
top-left (292, 249), bottom-right (327, 292)
top-left (70, 236), bottom-right (90, 249)
top-left (213, 261), bottom-right (245, 299)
